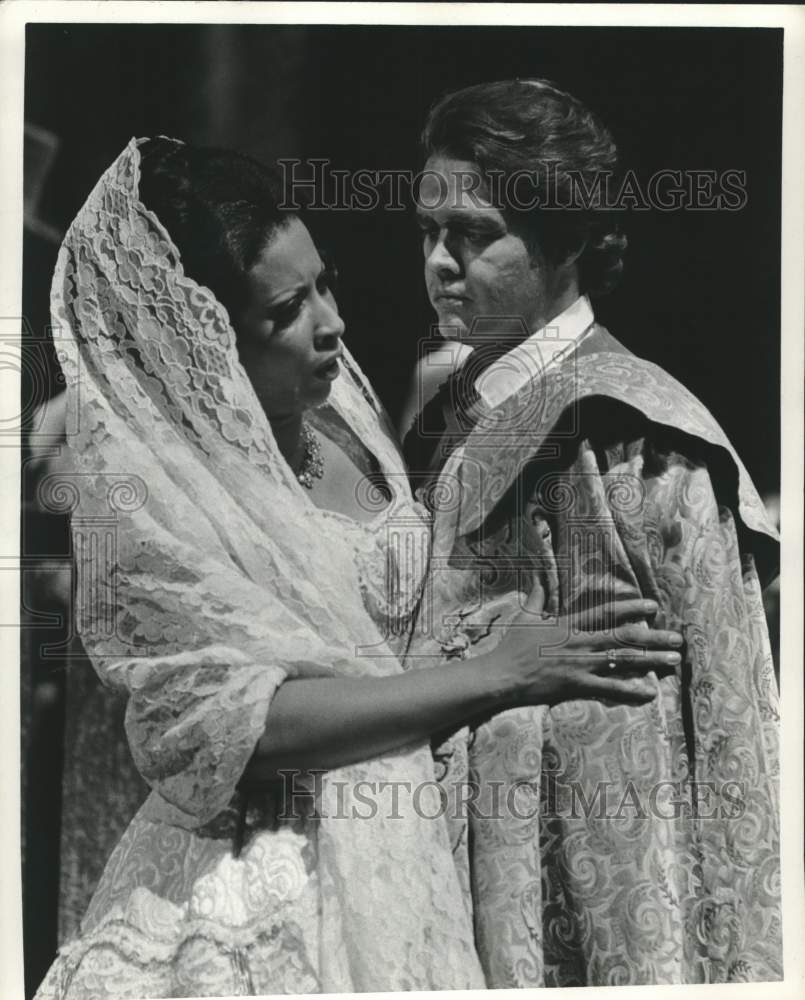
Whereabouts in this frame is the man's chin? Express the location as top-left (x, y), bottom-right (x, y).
top-left (431, 306), bottom-right (470, 339)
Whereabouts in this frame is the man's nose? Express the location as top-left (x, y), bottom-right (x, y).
top-left (426, 233), bottom-right (461, 277)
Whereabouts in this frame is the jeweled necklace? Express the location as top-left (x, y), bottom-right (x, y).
top-left (295, 420), bottom-right (325, 489)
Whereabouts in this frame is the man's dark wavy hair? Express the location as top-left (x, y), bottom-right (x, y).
top-left (422, 78), bottom-right (627, 296)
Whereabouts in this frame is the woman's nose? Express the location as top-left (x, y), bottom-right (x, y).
top-left (314, 293), bottom-right (345, 345)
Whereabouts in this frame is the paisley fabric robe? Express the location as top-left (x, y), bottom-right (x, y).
top-left (405, 326), bottom-right (781, 986)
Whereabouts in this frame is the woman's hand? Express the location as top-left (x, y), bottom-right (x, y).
top-left (489, 596), bottom-right (682, 708)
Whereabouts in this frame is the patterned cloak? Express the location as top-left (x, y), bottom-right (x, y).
top-left (405, 326), bottom-right (780, 986)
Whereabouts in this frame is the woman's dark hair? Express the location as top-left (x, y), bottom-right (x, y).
top-left (422, 79), bottom-right (627, 296)
top-left (138, 137), bottom-right (295, 322)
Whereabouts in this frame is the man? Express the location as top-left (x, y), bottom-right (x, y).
top-left (402, 79), bottom-right (781, 986)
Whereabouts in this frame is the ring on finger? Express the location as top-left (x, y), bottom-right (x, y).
top-left (605, 649), bottom-right (619, 672)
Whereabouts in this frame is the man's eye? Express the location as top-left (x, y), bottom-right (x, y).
top-left (317, 267), bottom-right (338, 295)
top-left (458, 225), bottom-right (492, 244)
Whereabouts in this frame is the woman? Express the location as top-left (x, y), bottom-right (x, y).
top-left (35, 137), bottom-right (682, 997)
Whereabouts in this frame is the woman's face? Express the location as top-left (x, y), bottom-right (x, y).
top-left (236, 218), bottom-right (344, 420)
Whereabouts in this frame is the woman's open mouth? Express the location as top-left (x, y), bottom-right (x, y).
top-left (314, 356), bottom-right (342, 381)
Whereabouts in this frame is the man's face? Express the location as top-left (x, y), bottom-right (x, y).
top-left (418, 155), bottom-right (555, 341)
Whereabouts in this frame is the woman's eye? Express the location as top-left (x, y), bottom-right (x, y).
top-left (269, 297), bottom-right (303, 328)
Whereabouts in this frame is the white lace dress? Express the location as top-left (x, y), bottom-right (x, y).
top-left (37, 488), bottom-right (483, 998)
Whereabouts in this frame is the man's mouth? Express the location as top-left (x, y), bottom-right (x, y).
top-left (434, 291), bottom-right (468, 307)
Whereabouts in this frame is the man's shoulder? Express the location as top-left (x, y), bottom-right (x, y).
top-left (541, 327), bottom-right (727, 468)
top-left (455, 323), bottom-right (776, 546)
top-left (575, 322), bottom-right (631, 360)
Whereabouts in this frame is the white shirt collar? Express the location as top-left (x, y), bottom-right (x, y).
top-left (474, 295), bottom-right (595, 409)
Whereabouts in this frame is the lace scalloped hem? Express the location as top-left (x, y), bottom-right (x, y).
top-left (36, 922), bottom-right (321, 999)
top-left (35, 881), bottom-right (323, 999)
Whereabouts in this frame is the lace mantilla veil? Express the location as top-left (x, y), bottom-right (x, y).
top-left (41, 138), bottom-right (483, 994)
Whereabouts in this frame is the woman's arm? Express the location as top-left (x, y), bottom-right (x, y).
top-left (245, 598), bottom-right (682, 781)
